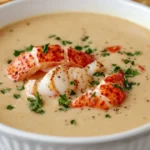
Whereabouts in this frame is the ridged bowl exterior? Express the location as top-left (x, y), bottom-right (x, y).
top-left (0, 131), bottom-right (150, 150)
top-left (0, 0), bottom-right (150, 150)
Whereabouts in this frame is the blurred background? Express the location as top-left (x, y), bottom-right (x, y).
top-left (0, 0), bottom-right (150, 6)
top-left (134, 0), bottom-right (150, 6)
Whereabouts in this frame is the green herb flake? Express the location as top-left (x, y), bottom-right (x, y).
top-left (42, 43), bottom-right (50, 54)
top-left (27, 92), bottom-right (45, 114)
top-left (85, 48), bottom-right (93, 54)
top-left (113, 84), bottom-right (124, 91)
top-left (131, 61), bottom-right (135, 66)
top-left (137, 83), bottom-right (140, 86)
top-left (70, 81), bottom-right (76, 85)
top-left (91, 92), bottom-right (96, 98)
top-left (93, 72), bottom-right (105, 77)
top-left (82, 36), bottom-right (89, 42)
top-left (7, 105), bottom-right (14, 110)
top-left (124, 68), bottom-right (140, 77)
top-left (7, 59), bottom-right (12, 64)
top-left (56, 37), bottom-right (61, 40)
top-left (59, 107), bottom-right (68, 112)
top-left (124, 51), bottom-right (142, 57)
top-left (84, 45), bottom-right (89, 48)
top-left (105, 114), bottom-right (111, 118)
top-left (101, 49), bottom-right (107, 52)
top-left (70, 90), bottom-right (76, 96)
top-left (124, 59), bottom-right (130, 64)
top-left (75, 46), bottom-right (83, 51)
top-left (37, 110), bottom-right (45, 114)
top-left (90, 81), bottom-right (100, 86)
top-left (135, 51), bottom-right (142, 55)
top-left (13, 45), bottom-right (34, 57)
top-left (101, 52), bottom-right (110, 57)
top-left (17, 85), bottom-right (25, 91)
top-left (13, 50), bottom-right (25, 57)
top-left (112, 65), bottom-right (121, 73)
top-left (58, 94), bottom-right (71, 109)
top-left (70, 119), bottom-right (76, 125)
top-left (25, 45), bottom-right (34, 52)
top-left (1, 88), bottom-right (11, 94)
top-left (48, 35), bottom-right (56, 38)
top-left (13, 94), bottom-right (21, 99)
top-left (62, 40), bottom-right (72, 46)
top-left (124, 77), bottom-right (136, 91)
top-left (0, 82), bottom-right (3, 85)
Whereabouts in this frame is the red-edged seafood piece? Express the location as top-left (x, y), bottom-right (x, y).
top-left (71, 72), bottom-right (126, 110)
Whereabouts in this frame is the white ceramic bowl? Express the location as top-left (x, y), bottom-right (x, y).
top-left (0, 0), bottom-right (150, 150)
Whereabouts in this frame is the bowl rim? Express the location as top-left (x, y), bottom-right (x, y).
top-left (0, 0), bottom-right (150, 144)
top-left (0, 123), bottom-right (150, 144)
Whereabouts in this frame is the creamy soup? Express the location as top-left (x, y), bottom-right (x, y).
top-left (0, 13), bottom-right (150, 137)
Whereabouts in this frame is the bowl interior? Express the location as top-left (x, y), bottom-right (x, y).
top-left (0, 0), bottom-right (150, 144)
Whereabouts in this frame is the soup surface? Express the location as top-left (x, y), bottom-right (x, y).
top-left (0, 13), bottom-right (150, 137)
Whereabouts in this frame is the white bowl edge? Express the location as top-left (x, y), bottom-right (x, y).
top-left (0, 0), bottom-right (150, 147)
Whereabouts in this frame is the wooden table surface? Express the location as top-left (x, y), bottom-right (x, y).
top-left (0, 0), bottom-right (150, 6)
top-left (0, 0), bottom-right (12, 5)
top-left (133, 0), bottom-right (150, 6)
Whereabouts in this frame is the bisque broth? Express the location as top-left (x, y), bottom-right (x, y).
top-left (0, 13), bottom-right (150, 137)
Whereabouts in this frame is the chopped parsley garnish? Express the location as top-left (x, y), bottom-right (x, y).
top-left (48, 35), bottom-right (56, 38)
top-left (101, 52), bottom-right (110, 57)
top-left (13, 94), bottom-right (21, 99)
top-left (105, 114), bottom-right (111, 118)
top-left (70, 119), bottom-right (76, 125)
top-left (27, 92), bottom-right (45, 114)
top-left (124, 77), bottom-right (136, 91)
top-left (37, 110), bottom-right (45, 115)
top-left (90, 81), bottom-right (100, 86)
top-left (42, 43), bottom-right (49, 54)
top-left (70, 90), bottom-right (76, 96)
top-left (1, 88), bottom-right (11, 94)
top-left (124, 68), bottom-right (140, 77)
top-left (17, 85), bottom-right (25, 91)
top-left (91, 92), bottom-right (96, 98)
top-left (124, 51), bottom-right (142, 56)
top-left (84, 45), bottom-right (89, 48)
top-left (75, 46), bottom-right (83, 51)
top-left (114, 84), bottom-right (124, 91)
top-left (123, 59), bottom-right (135, 65)
top-left (85, 48), bottom-right (93, 54)
top-left (7, 59), bottom-right (12, 64)
top-left (131, 61), bottom-right (135, 65)
top-left (13, 45), bottom-right (34, 57)
top-left (55, 37), bottom-right (61, 40)
top-left (112, 64), bottom-right (121, 73)
top-left (82, 36), bottom-right (89, 42)
top-left (58, 94), bottom-right (71, 109)
top-left (59, 107), bottom-right (68, 112)
top-left (7, 105), bottom-right (14, 110)
top-left (25, 45), bottom-right (34, 52)
top-left (62, 40), bottom-right (72, 46)
top-left (70, 81), bottom-right (76, 85)
top-left (13, 50), bottom-right (25, 57)
top-left (124, 59), bottom-right (130, 64)
top-left (112, 64), bottom-right (117, 66)
top-left (93, 72), bottom-right (105, 77)
top-left (101, 49), bottom-right (107, 52)
top-left (137, 83), bottom-right (140, 86)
